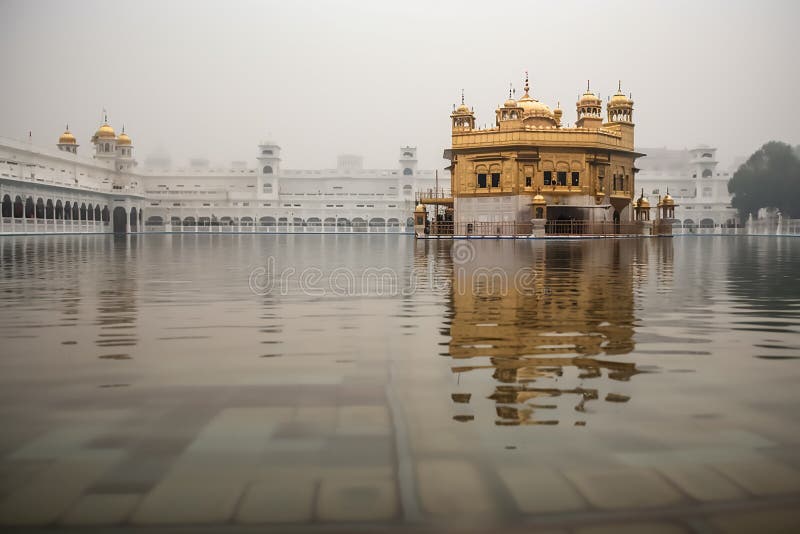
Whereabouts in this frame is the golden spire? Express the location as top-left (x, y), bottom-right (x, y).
top-left (461, 88), bottom-right (464, 105)
top-left (523, 70), bottom-right (530, 96)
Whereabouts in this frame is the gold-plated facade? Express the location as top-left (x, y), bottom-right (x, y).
top-left (444, 75), bottom-right (644, 228)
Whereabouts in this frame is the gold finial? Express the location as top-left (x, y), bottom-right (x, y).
top-left (587, 79), bottom-right (590, 91)
top-left (524, 70), bottom-right (529, 95)
top-left (509, 83), bottom-right (512, 99)
top-left (618, 80), bottom-right (622, 92)
top-left (461, 89), bottom-right (464, 105)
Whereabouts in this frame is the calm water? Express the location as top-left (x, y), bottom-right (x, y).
top-left (0, 235), bottom-right (799, 532)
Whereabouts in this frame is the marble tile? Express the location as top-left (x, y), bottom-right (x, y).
top-left (497, 466), bottom-right (587, 514)
top-left (709, 507), bottom-right (800, 534)
top-left (316, 471), bottom-right (397, 521)
top-left (0, 450), bottom-right (123, 526)
top-left (416, 459), bottom-right (495, 521)
top-left (237, 475), bottom-right (316, 523)
top-left (60, 493), bottom-right (139, 526)
top-left (575, 522), bottom-right (689, 534)
top-left (656, 464), bottom-right (746, 502)
top-left (712, 456), bottom-right (800, 496)
top-left (564, 467), bottom-right (684, 510)
top-left (335, 405), bottom-right (391, 436)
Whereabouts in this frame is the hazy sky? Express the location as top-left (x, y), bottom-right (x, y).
top-left (1, 0), bottom-right (797, 171)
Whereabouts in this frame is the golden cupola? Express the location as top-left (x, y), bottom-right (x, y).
top-left (517, 72), bottom-right (556, 127)
top-left (451, 90), bottom-right (476, 131)
top-left (576, 80), bottom-right (603, 127)
top-left (58, 126), bottom-right (77, 145)
top-left (607, 81), bottom-right (634, 123)
top-left (636, 191), bottom-right (650, 208)
top-left (94, 122), bottom-right (116, 140)
top-left (117, 127), bottom-right (132, 146)
top-left (57, 124), bottom-right (78, 153)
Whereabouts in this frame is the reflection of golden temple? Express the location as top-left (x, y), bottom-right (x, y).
top-left (420, 238), bottom-right (673, 426)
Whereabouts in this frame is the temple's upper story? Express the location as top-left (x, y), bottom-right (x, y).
top-left (450, 73), bottom-right (636, 152)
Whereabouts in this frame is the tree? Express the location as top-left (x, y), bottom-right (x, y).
top-left (728, 141), bottom-right (800, 219)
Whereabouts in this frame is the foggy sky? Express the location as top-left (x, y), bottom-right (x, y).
top-left (1, 0), bottom-right (797, 171)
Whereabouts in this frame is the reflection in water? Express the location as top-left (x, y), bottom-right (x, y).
top-left (94, 236), bottom-right (140, 357)
top-left (2, 235), bottom-right (800, 530)
top-left (417, 239), bottom-right (673, 426)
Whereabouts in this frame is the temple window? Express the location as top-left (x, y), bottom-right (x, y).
top-left (702, 169), bottom-right (712, 178)
top-left (477, 173), bottom-right (487, 188)
top-left (525, 176), bottom-right (532, 188)
top-left (571, 172), bottom-right (580, 186)
top-left (544, 171), bottom-right (552, 186)
top-left (491, 173), bottom-right (500, 187)
top-left (263, 165), bottom-right (273, 174)
top-left (556, 171), bottom-right (567, 186)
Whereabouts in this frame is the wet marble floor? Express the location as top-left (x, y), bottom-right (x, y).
top-left (0, 234), bottom-right (799, 532)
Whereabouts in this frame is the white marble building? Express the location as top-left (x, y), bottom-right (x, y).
top-left (139, 143), bottom-right (439, 232)
top-left (1, 119), bottom-right (441, 234)
top-left (635, 145), bottom-right (738, 232)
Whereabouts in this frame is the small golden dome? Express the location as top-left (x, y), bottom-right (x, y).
top-left (532, 193), bottom-right (546, 205)
top-left (504, 97), bottom-right (517, 108)
top-left (636, 196), bottom-right (650, 208)
top-left (455, 103), bottom-right (471, 114)
top-left (58, 128), bottom-right (76, 145)
top-left (609, 91), bottom-right (629, 106)
top-left (117, 132), bottom-right (132, 145)
top-left (579, 90), bottom-right (601, 105)
top-left (661, 193), bottom-right (674, 206)
top-left (94, 122), bottom-right (116, 139)
top-left (608, 82), bottom-right (632, 107)
top-left (415, 203), bottom-right (426, 213)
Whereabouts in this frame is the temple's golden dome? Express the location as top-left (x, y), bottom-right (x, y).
top-left (117, 132), bottom-right (132, 145)
top-left (609, 91), bottom-right (629, 106)
top-left (503, 97), bottom-right (517, 108)
top-left (518, 94), bottom-right (554, 117)
top-left (609, 82), bottom-right (632, 107)
top-left (455, 103), bottom-right (471, 114)
top-left (532, 193), bottom-right (546, 204)
top-left (94, 123), bottom-right (116, 139)
top-left (579, 90), bottom-right (601, 105)
top-left (661, 193), bottom-right (674, 206)
top-left (58, 129), bottom-right (76, 145)
top-left (636, 196), bottom-right (650, 208)
top-left (415, 203), bottom-right (426, 213)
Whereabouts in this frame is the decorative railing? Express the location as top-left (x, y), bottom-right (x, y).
top-left (416, 187), bottom-right (452, 202)
top-left (424, 220), bottom-right (645, 237)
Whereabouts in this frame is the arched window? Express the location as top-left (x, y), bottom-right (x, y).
top-left (701, 169), bottom-right (712, 178)
top-left (403, 152), bottom-right (413, 157)
top-left (2, 194), bottom-right (12, 218)
top-left (403, 168), bottom-right (413, 176)
top-left (104, 143), bottom-right (110, 152)
top-left (263, 165), bottom-right (273, 174)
